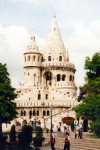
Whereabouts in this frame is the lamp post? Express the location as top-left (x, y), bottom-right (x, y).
top-left (50, 105), bottom-right (53, 133)
top-left (41, 102), bottom-right (45, 130)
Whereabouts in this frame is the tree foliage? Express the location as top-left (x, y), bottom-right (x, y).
top-left (18, 125), bottom-right (33, 150)
top-left (0, 63), bottom-right (17, 124)
top-left (74, 52), bottom-right (100, 135)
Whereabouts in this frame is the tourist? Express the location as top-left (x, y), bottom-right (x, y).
top-left (75, 125), bottom-right (79, 140)
top-left (63, 123), bottom-right (67, 132)
top-left (64, 132), bottom-right (70, 150)
top-left (50, 130), bottom-right (56, 150)
top-left (79, 122), bottom-right (83, 139)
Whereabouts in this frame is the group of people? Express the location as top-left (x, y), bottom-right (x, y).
top-left (50, 125), bottom-right (71, 150)
top-left (50, 121), bottom-right (83, 150)
top-left (74, 121), bottom-right (83, 139)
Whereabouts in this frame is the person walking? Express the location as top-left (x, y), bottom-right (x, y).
top-left (50, 130), bottom-right (56, 150)
top-left (64, 132), bottom-right (70, 150)
top-left (79, 122), bottom-right (83, 139)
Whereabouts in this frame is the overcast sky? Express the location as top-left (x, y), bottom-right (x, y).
top-left (0, 0), bottom-right (100, 89)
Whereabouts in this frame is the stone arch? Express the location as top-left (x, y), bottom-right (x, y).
top-left (33, 55), bottom-right (36, 61)
top-left (28, 55), bottom-right (30, 61)
top-left (29, 110), bottom-right (32, 119)
top-left (62, 74), bottom-right (66, 81)
top-left (57, 74), bottom-right (61, 81)
top-left (24, 111), bottom-right (26, 116)
top-left (48, 56), bottom-right (51, 61)
top-left (44, 71), bottom-right (52, 86)
top-left (43, 110), bottom-right (46, 116)
top-left (59, 56), bottom-right (62, 61)
top-left (69, 75), bottom-right (72, 81)
top-left (47, 110), bottom-right (50, 116)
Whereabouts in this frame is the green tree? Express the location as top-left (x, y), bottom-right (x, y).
top-left (74, 52), bottom-right (100, 135)
top-left (0, 63), bottom-right (17, 147)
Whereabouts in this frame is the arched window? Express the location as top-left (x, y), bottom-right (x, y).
top-left (69, 75), bottom-right (72, 81)
top-left (41, 57), bottom-right (44, 62)
top-left (62, 74), bottom-right (66, 81)
top-left (28, 56), bottom-right (30, 61)
top-left (21, 111), bottom-right (23, 116)
top-left (37, 111), bottom-right (39, 116)
top-left (57, 74), bottom-right (61, 81)
top-left (46, 94), bottom-right (48, 100)
top-left (38, 94), bottom-right (41, 100)
top-left (48, 56), bottom-right (51, 61)
top-left (43, 110), bottom-right (46, 116)
top-left (47, 110), bottom-right (50, 116)
top-left (24, 111), bottom-right (26, 116)
top-left (59, 56), bottom-right (62, 61)
top-left (33, 55), bottom-right (36, 61)
top-left (33, 110), bottom-right (35, 116)
top-left (29, 111), bottom-right (32, 119)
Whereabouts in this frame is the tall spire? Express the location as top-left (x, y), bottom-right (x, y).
top-left (44, 15), bottom-right (67, 58)
top-left (27, 32), bottom-right (39, 52)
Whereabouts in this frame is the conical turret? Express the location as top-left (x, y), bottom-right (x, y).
top-left (43, 15), bottom-right (69, 62)
top-left (27, 33), bottom-right (39, 53)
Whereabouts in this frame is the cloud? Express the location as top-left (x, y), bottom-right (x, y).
top-left (0, 19), bottom-right (100, 89)
top-left (63, 21), bottom-right (100, 87)
top-left (0, 25), bottom-right (45, 88)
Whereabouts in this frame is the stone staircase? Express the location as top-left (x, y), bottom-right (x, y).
top-left (43, 132), bottom-right (100, 150)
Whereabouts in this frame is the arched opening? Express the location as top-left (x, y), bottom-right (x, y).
top-left (62, 74), bottom-right (66, 81)
top-left (48, 56), bottom-right (51, 61)
top-left (47, 110), bottom-right (50, 116)
top-left (29, 111), bottom-right (32, 119)
top-left (38, 94), bottom-right (41, 100)
top-left (44, 72), bottom-right (52, 86)
top-left (21, 111), bottom-right (23, 116)
top-left (57, 74), bottom-right (61, 81)
top-left (37, 111), bottom-right (39, 116)
top-left (46, 94), bottom-right (48, 100)
top-left (28, 56), bottom-right (30, 61)
top-left (59, 56), bottom-right (62, 61)
top-left (69, 75), bottom-right (72, 81)
top-left (33, 55), bottom-right (36, 61)
top-left (43, 110), bottom-right (46, 116)
top-left (24, 111), bottom-right (26, 116)
top-left (33, 110), bottom-right (35, 116)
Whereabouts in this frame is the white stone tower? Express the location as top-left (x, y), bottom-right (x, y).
top-left (24, 34), bottom-right (42, 87)
top-left (15, 16), bottom-right (78, 131)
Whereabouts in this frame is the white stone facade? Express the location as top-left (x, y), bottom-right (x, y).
top-left (15, 16), bottom-right (78, 131)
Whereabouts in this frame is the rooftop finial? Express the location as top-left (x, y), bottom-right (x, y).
top-left (53, 13), bottom-right (56, 18)
top-left (31, 29), bottom-right (35, 41)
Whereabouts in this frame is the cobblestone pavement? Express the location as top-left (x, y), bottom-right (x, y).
top-left (40, 146), bottom-right (62, 150)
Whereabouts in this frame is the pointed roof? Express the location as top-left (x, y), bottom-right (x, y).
top-left (43, 15), bottom-right (67, 59)
top-left (27, 33), bottom-right (39, 53)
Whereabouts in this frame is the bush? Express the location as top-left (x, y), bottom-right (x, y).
top-left (10, 125), bottom-right (16, 142)
top-left (90, 120), bottom-right (100, 136)
top-left (18, 125), bottom-right (33, 150)
top-left (33, 127), bottom-right (45, 148)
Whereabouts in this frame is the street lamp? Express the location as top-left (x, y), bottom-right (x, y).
top-left (50, 105), bottom-right (53, 133)
top-left (41, 102), bottom-right (45, 130)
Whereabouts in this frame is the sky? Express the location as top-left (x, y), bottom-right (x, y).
top-left (0, 0), bottom-right (100, 89)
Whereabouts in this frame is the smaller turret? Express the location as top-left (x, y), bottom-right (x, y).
top-left (23, 33), bottom-right (42, 87)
